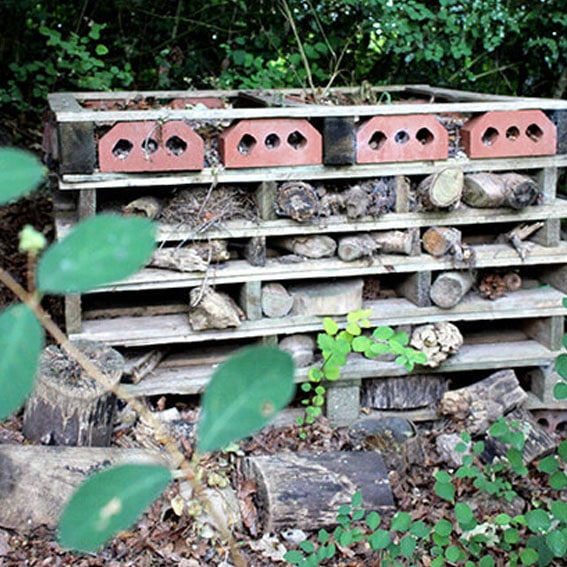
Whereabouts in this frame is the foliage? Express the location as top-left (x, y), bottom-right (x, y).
top-left (554, 297), bottom-right (567, 400)
top-left (285, 429), bottom-right (567, 566)
top-left (0, 148), bottom-right (295, 553)
top-left (0, 0), bottom-right (565, 117)
top-left (297, 309), bottom-right (426, 433)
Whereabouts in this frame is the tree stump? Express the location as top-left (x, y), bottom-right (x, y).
top-left (23, 340), bottom-right (124, 447)
top-left (429, 271), bottom-right (475, 308)
top-left (416, 168), bottom-right (464, 210)
top-left (240, 451), bottom-right (394, 533)
top-left (361, 375), bottom-right (449, 410)
top-left (438, 368), bottom-right (528, 435)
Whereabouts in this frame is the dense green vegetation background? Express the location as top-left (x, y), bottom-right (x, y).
top-left (1, 0), bottom-right (565, 112)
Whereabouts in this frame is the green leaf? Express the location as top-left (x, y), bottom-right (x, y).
top-left (391, 511), bottom-right (412, 532)
top-left (322, 317), bottom-right (339, 336)
top-left (546, 530), bottom-right (567, 557)
top-left (400, 534), bottom-right (417, 557)
top-left (317, 528), bottom-right (330, 544)
top-left (390, 331), bottom-right (409, 346)
top-left (434, 519), bottom-right (453, 537)
top-left (551, 501), bottom-right (567, 522)
top-left (324, 364), bottom-right (340, 381)
top-left (555, 354), bottom-right (567, 380)
top-left (368, 529), bottom-right (391, 550)
top-left (352, 336), bottom-right (370, 352)
top-left (58, 464), bottom-right (171, 551)
top-left (197, 346), bottom-right (294, 452)
top-left (283, 550), bottom-right (305, 564)
top-left (345, 323), bottom-right (361, 336)
top-left (373, 326), bottom-right (395, 340)
top-left (409, 520), bottom-right (430, 539)
top-left (351, 490), bottom-right (363, 507)
top-left (549, 471), bottom-right (567, 490)
top-left (519, 548), bottom-right (539, 565)
top-left (366, 511), bottom-right (381, 530)
top-left (494, 513), bottom-right (512, 526)
top-left (525, 509), bottom-right (551, 534)
top-left (504, 528), bottom-right (520, 544)
top-left (554, 381), bottom-right (567, 400)
top-left (479, 557), bottom-right (495, 567)
top-left (37, 215), bottom-right (156, 294)
top-left (0, 304), bottom-right (43, 420)
top-left (558, 440), bottom-right (567, 461)
top-left (538, 455), bottom-right (559, 474)
top-left (0, 148), bottom-right (45, 204)
top-left (95, 44), bottom-right (109, 56)
top-left (435, 480), bottom-right (455, 502)
top-left (445, 545), bottom-right (464, 563)
top-left (455, 502), bottom-right (474, 526)
top-left (299, 540), bottom-right (315, 553)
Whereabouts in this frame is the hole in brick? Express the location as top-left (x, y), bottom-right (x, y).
top-left (287, 130), bottom-right (307, 150)
top-left (394, 130), bottom-right (410, 145)
top-left (265, 133), bottom-right (281, 150)
top-left (537, 417), bottom-right (549, 429)
top-left (506, 126), bottom-right (520, 141)
top-left (369, 131), bottom-right (387, 151)
top-left (416, 127), bottom-right (434, 145)
top-left (165, 135), bottom-right (187, 156)
top-left (237, 134), bottom-right (257, 155)
top-left (481, 127), bottom-right (499, 146)
top-left (526, 123), bottom-right (544, 142)
top-left (112, 139), bottom-right (133, 160)
top-left (141, 138), bottom-right (158, 154)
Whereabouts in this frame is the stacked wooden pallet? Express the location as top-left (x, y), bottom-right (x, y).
top-left (46, 84), bottom-right (567, 425)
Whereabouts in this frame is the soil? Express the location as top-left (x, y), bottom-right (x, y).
top-left (1, 116), bottom-right (566, 567)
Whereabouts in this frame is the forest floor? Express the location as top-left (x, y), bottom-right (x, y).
top-left (0, 115), bottom-right (566, 567)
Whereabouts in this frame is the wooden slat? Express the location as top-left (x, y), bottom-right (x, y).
top-left (58, 155), bottom-right (567, 189)
top-left (86, 243), bottom-right (567, 293)
top-left (122, 339), bottom-right (557, 396)
top-left (75, 287), bottom-right (567, 347)
top-left (56, 198), bottom-right (567, 243)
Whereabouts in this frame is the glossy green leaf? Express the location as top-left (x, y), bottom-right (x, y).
top-left (37, 214), bottom-right (156, 294)
top-left (525, 509), bottom-right (551, 533)
top-left (197, 346), bottom-right (294, 452)
top-left (0, 148), bottom-right (45, 205)
top-left (58, 464), bottom-right (171, 551)
top-left (0, 304), bottom-right (43, 420)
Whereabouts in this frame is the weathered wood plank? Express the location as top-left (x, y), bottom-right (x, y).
top-left (58, 156), bottom-right (567, 190)
top-left (74, 287), bottom-right (567, 347)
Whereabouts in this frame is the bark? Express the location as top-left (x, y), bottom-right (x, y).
top-left (429, 271), bottom-right (475, 308)
top-left (338, 230), bottom-right (415, 261)
top-left (275, 181), bottom-right (319, 222)
top-left (438, 368), bottom-right (528, 434)
top-left (410, 322), bottom-right (463, 368)
top-left (464, 172), bottom-right (540, 209)
top-left (188, 286), bottom-right (243, 330)
top-left (422, 226), bottom-right (463, 257)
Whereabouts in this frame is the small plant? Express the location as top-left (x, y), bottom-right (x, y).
top-left (554, 297), bottom-right (567, 400)
top-left (297, 309), bottom-right (426, 433)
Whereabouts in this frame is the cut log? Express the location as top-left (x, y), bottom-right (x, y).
top-left (123, 196), bottom-right (163, 219)
top-left (275, 181), bottom-right (319, 222)
top-left (482, 407), bottom-right (557, 465)
top-left (189, 286), bottom-right (243, 330)
top-left (261, 283), bottom-right (294, 318)
top-left (463, 172), bottom-right (540, 209)
top-left (318, 191), bottom-right (345, 217)
top-left (244, 235), bottom-right (266, 267)
top-left (240, 451), bottom-right (394, 533)
top-left (22, 340), bottom-right (123, 447)
top-left (429, 271), bottom-right (475, 308)
top-left (438, 368), bottom-right (528, 435)
top-left (416, 168), bottom-right (464, 210)
top-left (290, 278), bottom-right (364, 316)
top-left (361, 375), bottom-right (449, 410)
top-left (278, 335), bottom-right (315, 368)
top-left (338, 230), bottom-right (415, 261)
top-left (273, 235), bottom-right (337, 259)
top-left (0, 445), bottom-right (169, 530)
top-left (150, 248), bottom-right (208, 272)
top-left (344, 185), bottom-right (370, 219)
top-left (410, 322), bottom-right (463, 368)
top-left (422, 226), bottom-right (463, 257)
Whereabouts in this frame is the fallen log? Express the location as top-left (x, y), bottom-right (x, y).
top-left (429, 271), bottom-right (475, 308)
top-left (438, 368), bottom-right (528, 435)
top-left (361, 375), bottom-right (449, 410)
top-left (240, 451), bottom-right (394, 533)
top-left (290, 278), bottom-right (364, 316)
top-left (417, 168), bottom-right (463, 210)
top-left (0, 445), bottom-right (169, 530)
top-left (261, 283), bottom-right (294, 318)
top-left (23, 340), bottom-right (123, 447)
top-left (410, 322), bottom-right (463, 368)
top-left (463, 172), bottom-right (539, 209)
top-left (273, 235), bottom-right (337, 259)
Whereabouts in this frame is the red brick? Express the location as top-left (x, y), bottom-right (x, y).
top-left (461, 110), bottom-right (556, 158)
top-left (356, 114), bottom-right (448, 163)
top-left (98, 121), bottom-right (204, 172)
top-left (218, 118), bottom-right (322, 168)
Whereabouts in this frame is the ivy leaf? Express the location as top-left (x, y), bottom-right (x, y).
top-left (37, 214), bottom-right (156, 294)
top-left (197, 346), bottom-right (295, 452)
top-left (0, 148), bottom-right (45, 204)
top-left (0, 304), bottom-right (44, 420)
top-left (58, 464), bottom-right (171, 551)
